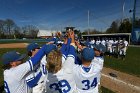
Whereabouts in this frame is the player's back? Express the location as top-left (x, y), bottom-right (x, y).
top-left (45, 45), bottom-right (76, 93)
top-left (46, 67), bottom-right (76, 93)
top-left (73, 62), bottom-right (102, 93)
top-left (4, 62), bottom-right (32, 93)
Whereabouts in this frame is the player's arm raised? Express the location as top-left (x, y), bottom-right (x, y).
top-left (14, 44), bottom-right (56, 80)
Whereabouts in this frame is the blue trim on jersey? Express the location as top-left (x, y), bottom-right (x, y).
top-left (67, 54), bottom-right (75, 59)
top-left (4, 81), bottom-right (10, 93)
top-left (68, 45), bottom-right (76, 57)
top-left (61, 44), bottom-right (68, 56)
top-left (28, 60), bottom-right (33, 71)
top-left (31, 45), bottom-right (46, 66)
top-left (27, 71), bottom-right (42, 88)
top-left (95, 56), bottom-right (102, 57)
top-left (82, 66), bottom-right (91, 72)
top-left (26, 77), bottom-right (35, 83)
top-left (75, 55), bottom-right (82, 65)
top-left (42, 64), bottom-right (47, 75)
top-left (67, 38), bottom-right (71, 46)
top-left (61, 38), bottom-right (71, 57)
top-left (62, 54), bottom-right (66, 60)
top-left (95, 56), bottom-right (103, 60)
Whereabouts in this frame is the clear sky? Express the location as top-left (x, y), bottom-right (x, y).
top-left (0, 0), bottom-right (138, 32)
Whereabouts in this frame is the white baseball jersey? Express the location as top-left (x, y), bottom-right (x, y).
top-left (107, 40), bottom-right (114, 53)
top-left (96, 40), bottom-right (101, 45)
top-left (90, 39), bottom-right (95, 45)
top-left (93, 56), bottom-right (104, 70)
top-left (26, 56), bottom-right (47, 93)
top-left (124, 40), bottom-right (128, 47)
top-left (4, 61), bottom-right (33, 93)
top-left (4, 45), bottom-right (48, 93)
top-left (73, 58), bottom-right (103, 93)
top-left (92, 56), bottom-right (104, 85)
top-left (45, 46), bottom-right (76, 93)
top-left (101, 40), bottom-right (106, 46)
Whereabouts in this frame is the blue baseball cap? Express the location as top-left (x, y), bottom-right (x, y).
top-left (84, 41), bottom-right (91, 48)
top-left (1, 51), bottom-right (26, 65)
top-left (81, 48), bottom-right (94, 61)
top-left (80, 41), bottom-right (91, 48)
top-left (94, 44), bottom-right (100, 51)
top-left (94, 44), bottom-right (106, 53)
top-left (27, 43), bottom-right (40, 52)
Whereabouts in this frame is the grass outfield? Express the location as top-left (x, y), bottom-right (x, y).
top-left (104, 46), bottom-right (140, 77)
top-left (101, 86), bottom-right (115, 93)
top-left (0, 39), bottom-right (47, 44)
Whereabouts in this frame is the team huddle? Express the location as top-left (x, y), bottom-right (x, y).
top-left (2, 30), bottom-right (104, 93)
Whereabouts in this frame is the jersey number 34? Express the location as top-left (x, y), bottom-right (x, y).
top-left (82, 77), bottom-right (97, 90)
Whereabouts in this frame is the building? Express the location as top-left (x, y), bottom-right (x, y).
top-left (37, 30), bottom-right (59, 38)
top-left (82, 33), bottom-right (131, 43)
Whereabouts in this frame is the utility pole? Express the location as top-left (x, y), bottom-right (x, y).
top-left (88, 10), bottom-right (90, 35)
top-left (132, 0), bottom-right (136, 30)
top-left (122, 0), bottom-right (125, 22)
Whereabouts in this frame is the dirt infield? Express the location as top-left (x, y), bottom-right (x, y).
top-left (0, 43), bottom-right (28, 48)
top-left (101, 67), bottom-right (140, 93)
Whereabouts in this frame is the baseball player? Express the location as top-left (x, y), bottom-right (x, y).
top-left (61, 32), bottom-right (103, 93)
top-left (93, 44), bottom-right (105, 92)
top-left (123, 38), bottom-right (128, 56)
top-left (71, 38), bottom-right (104, 93)
top-left (45, 31), bottom-right (77, 93)
top-left (73, 47), bottom-right (103, 93)
top-left (25, 43), bottom-right (48, 93)
top-left (2, 44), bottom-right (56, 93)
top-left (118, 38), bottom-right (128, 60)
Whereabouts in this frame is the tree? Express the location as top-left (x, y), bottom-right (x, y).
top-left (134, 17), bottom-right (140, 28)
top-left (83, 29), bottom-right (102, 35)
top-left (22, 25), bottom-right (39, 38)
top-left (13, 26), bottom-right (23, 39)
top-left (0, 20), bottom-right (5, 33)
top-left (4, 19), bottom-right (16, 38)
top-left (0, 20), bottom-right (5, 38)
top-left (119, 18), bottom-right (132, 33)
top-left (106, 20), bottom-right (119, 33)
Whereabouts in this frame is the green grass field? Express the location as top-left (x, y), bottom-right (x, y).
top-left (0, 46), bottom-right (140, 92)
top-left (104, 46), bottom-right (140, 77)
top-left (0, 39), bottom-right (47, 44)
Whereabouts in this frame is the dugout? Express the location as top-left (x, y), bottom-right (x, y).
top-left (82, 33), bottom-right (131, 43)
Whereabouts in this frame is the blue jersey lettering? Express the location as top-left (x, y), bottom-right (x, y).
top-left (49, 80), bottom-right (71, 93)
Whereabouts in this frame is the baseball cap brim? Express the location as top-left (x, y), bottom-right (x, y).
top-left (15, 54), bottom-right (26, 62)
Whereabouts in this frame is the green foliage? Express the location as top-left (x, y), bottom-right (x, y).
top-left (83, 29), bottom-right (102, 35)
top-left (134, 18), bottom-right (140, 28)
top-left (119, 18), bottom-right (132, 33)
top-left (104, 46), bottom-right (140, 77)
top-left (0, 19), bottom-right (39, 39)
top-left (0, 39), bottom-right (47, 44)
top-left (106, 18), bottom-right (132, 34)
